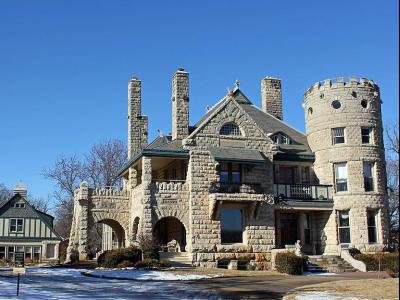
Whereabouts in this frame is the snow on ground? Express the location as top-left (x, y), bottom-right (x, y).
top-left (0, 267), bottom-right (219, 299)
top-left (303, 272), bottom-right (337, 276)
top-left (87, 269), bottom-right (213, 281)
top-left (295, 291), bottom-right (371, 300)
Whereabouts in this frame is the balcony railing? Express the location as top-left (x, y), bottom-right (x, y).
top-left (274, 183), bottom-right (333, 201)
top-left (209, 182), bottom-right (263, 194)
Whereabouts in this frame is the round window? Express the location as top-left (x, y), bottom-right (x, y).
top-left (331, 100), bottom-right (341, 109)
top-left (308, 107), bottom-right (313, 115)
top-left (361, 99), bottom-right (368, 108)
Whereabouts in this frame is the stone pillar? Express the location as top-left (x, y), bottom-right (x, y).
top-left (298, 212), bottom-right (306, 245)
top-left (77, 182), bottom-right (90, 260)
top-left (128, 76), bottom-right (148, 159)
top-left (141, 156), bottom-right (153, 236)
top-left (172, 68), bottom-right (189, 140)
top-left (261, 77), bottom-right (283, 120)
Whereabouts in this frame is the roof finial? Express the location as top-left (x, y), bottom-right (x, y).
top-left (235, 79), bottom-right (240, 89)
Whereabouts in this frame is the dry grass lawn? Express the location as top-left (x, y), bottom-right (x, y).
top-left (284, 278), bottom-right (399, 300)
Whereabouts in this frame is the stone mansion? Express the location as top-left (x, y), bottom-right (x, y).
top-left (67, 68), bottom-right (389, 267)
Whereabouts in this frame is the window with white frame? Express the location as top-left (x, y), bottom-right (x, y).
top-left (25, 246), bottom-right (32, 260)
top-left (13, 203), bottom-right (25, 208)
top-left (332, 127), bottom-right (345, 144)
top-left (334, 163), bottom-right (348, 192)
top-left (363, 162), bottom-right (375, 192)
top-left (338, 210), bottom-right (351, 244)
top-left (271, 133), bottom-right (291, 144)
top-left (9, 218), bottom-right (24, 233)
top-left (367, 210), bottom-right (378, 243)
top-left (361, 127), bottom-right (373, 144)
top-left (7, 246), bottom-right (15, 261)
top-left (33, 246), bottom-right (41, 262)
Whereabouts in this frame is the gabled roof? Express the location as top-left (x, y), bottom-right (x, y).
top-left (0, 193), bottom-right (61, 240)
top-left (190, 88), bottom-right (311, 154)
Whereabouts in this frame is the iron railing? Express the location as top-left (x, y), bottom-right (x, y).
top-left (274, 183), bottom-right (333, 201)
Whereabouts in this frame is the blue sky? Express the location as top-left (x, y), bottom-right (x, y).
top-left (0, 1), bottom-right (398, 206)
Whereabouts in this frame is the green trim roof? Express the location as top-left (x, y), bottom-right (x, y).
top-left (208, 146), bottom-right (266, 164)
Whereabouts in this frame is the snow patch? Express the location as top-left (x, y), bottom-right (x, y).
top-left (303, 272), bottom-right (337, 276)
top-left (87, 269), bottom-right (213, 281)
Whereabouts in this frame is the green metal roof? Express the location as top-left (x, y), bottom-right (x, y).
top-left (117, 148), bottom-right (189, 177)
top-left (208, 146), bottom-right (266, 164)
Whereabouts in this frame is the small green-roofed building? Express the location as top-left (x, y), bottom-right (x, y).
top-left (0, 183), bottom-right (62, 264)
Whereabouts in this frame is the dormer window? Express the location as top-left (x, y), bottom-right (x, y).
top-left (13, 203), bottom-right (25, 208)
top-left (220, 123), bottom-right (241, 136)
top-left (271, 133), bottom-right (291, 144)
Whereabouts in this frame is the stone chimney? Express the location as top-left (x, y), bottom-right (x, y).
top-left (128, 76), bottom-right (148, 159)
top-left (13, 182), bottom-right (27, 198)
top-left (261, 77), bottom-right (283, 120)
top-left (172, 68), bottom-right (189, 140)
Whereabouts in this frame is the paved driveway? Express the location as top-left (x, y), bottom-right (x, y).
top-left (189, 271), bottom-right (391, 299)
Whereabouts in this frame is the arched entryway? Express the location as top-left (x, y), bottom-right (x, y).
top-left (153, 217), bottom-right (186, 252)
top-left (97, 219), bottom-right (126, 251)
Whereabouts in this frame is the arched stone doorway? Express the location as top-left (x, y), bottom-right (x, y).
top-left (153, 217), bottom-right (186, 252)
top-left (97, 219), bottom-right (126, 251)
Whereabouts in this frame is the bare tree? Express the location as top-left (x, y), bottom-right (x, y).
top-left (28, 194), bottom-right (51, 214)
top-left (83, 139), bottom-right (127, 188)
top-left (43, 139), bottom-right (127, 245)
top-left (385, 122), bottom-right (399, 251)
top-left (42, 154), bottom-right (84, 238)
top-left (0, 183), bottom-right (12, 202)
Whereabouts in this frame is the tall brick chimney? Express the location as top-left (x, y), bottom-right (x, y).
top-left (172, 68), bottom-right (189, 140)
top-left (128, 76), bottom-right (148, 158)
top-left (261, 77), bottom-right (283, 120)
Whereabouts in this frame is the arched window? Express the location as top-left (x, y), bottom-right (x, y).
top-left (220, 123), bottom-right (241, 136)
top-left (271, 133), bottom-right (291, 145)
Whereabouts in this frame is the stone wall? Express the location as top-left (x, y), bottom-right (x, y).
top-left (303, 77), bottom-right (389, 253)
top-left (184, 96), bottom-right (277, 265)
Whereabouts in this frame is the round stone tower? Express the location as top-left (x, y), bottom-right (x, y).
top-left (303, 76), bottom-right (388, 254)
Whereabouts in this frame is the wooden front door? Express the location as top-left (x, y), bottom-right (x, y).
top-left (280, 213), bottom-right (298, 247)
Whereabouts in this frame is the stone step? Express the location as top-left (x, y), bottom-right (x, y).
top-left (159, 252), bottom-right (192, 268)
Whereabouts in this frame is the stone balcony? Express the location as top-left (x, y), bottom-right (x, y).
top-left (209, 182), bottom-right (264, 194)
top-left (208, 182), bottom-right (274, 220)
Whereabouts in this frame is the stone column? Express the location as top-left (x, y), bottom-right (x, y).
top-left (141, 156), bottom-right (153, 236)
top-left (77, 182), bottom-right (90, 260)
top-left (298, 212), bottom-right (306, 245)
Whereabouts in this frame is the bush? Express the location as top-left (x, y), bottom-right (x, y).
top-left (117, 260), bottom-right (133, 268)
top-left (355, 253), bottom-right (399, 277)
top-left (348, 247), bottom-right (361, 257)
top-left (159, 260), bottom-right (171, 268)
top-left (97, 247), bottom-right (142, 268)
top-left (134, 259), bottom-right (159, 269)
top-left (275, 252), bottom-right (303, 275)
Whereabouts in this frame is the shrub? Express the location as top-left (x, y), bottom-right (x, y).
top-left (159, 260), bottom-right (171, 268)
top-left (275, 252), bottom-right (303, 275)
top-left (0, 258), bottom-right (7, 267)
top-left (97, 247), bottom-right (142, 268)
top-left (355, 253), bottom-right (399, 277)
top-left (137, 234), bottom-right (160, 260)
top-left (117, 260), bottom-right (133, 268)
top-left (134, 260), bottom-right (147, 269)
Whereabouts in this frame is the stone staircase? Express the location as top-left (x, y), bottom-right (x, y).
top-left (307, 255), bottom-right (357, 273)
top-left (159, 252), bottom-right (192, 268)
